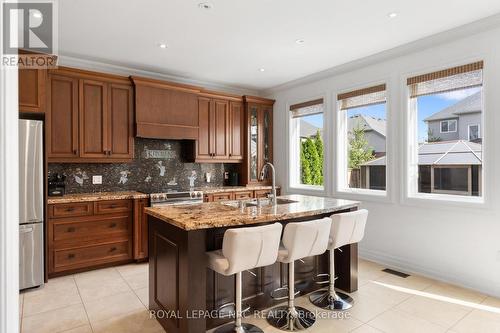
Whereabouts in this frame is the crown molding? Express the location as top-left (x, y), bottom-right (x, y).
top-left (57, 53), bottom-right (260, 96)
top-left (261, 13), bottom-right (500, 96)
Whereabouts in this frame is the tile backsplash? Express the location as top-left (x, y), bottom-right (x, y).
top-left (48, 138), bottom-right (236, 194)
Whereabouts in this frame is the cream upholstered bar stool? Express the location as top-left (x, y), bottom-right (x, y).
top-left (309, 209), bottom-right (368, 311)
top-left (207, 222), bottom-right (283, 333)
top-left (267, 217), bottom-right (332, 331)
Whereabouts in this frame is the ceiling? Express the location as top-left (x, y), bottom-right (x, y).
top-left (58, 0), bottom-right (500, 91)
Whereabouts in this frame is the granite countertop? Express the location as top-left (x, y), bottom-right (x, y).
top-left (145, 194), bottom-right (359, 231)
top-left (196, 185), bottom-right (280, 194)
top-left (47, 191), bottom-right (149, 204)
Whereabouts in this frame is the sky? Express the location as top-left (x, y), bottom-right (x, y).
top-left (301, 87), bottom-right (481, 142)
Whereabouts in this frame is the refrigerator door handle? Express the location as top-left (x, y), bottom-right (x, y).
top-left (20, 227), bottom-right (33, 233)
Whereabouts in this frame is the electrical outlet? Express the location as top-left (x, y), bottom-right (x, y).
top-left (92, 175), bottom-right (102, 185)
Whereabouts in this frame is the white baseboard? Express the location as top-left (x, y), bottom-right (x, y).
top-left (359, 247), bottom-right (500, 298)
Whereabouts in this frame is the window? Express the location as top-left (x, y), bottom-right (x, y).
top-left (440, 119), bottom-right (457, 133)
top-left (408, 61), bottom-right (483, 199)
top-left (289, 99), bottom-right (324, 188)
top-left (468, 124), bottom-right (480, 141)
top-left (337, 84), bottom-right (387, 193)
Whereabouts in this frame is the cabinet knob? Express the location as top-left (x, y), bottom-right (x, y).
top-left (110, 247), bottom-right (117, 252)
top-left (67, 227), bottom-right (76, 232)
top-left (109, 223), bottom-right (117, 228)
top-left (68, 253), bottom-right (75, 259)
top-left (73, 149), bottom-right (77, 155)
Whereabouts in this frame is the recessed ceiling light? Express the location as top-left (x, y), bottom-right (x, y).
top-left (259, 68), bottom-right (265, 72)
top-left (198, 2), bottom-right (213, 10)
top-left (295, 39), bottom-right (305, 45)
top-left (158, 43), bottom-right (168, 49)
top-left (31, 10), bottom-right (42, 19)
top-left (388, 12), bottom-right (398, 18)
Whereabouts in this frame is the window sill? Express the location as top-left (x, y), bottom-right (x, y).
top-left (288, 184), bottom-right (325, 195)
top-left (335, 188), bottom-right (391, 203)
top-left (403, 192), bottom-right (488, 210)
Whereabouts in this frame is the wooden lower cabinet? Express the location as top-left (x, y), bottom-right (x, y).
top-left (47, 198), bottom-right (147, 276)
top-left (133, 198), bottom-right (149, 260)
top-left (204, 188), bottom-right (281, 202)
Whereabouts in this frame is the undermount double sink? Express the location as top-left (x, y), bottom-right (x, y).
top-left (222, 198), bottom-right (298, 208)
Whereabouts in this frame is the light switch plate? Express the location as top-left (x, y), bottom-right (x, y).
top-left (93, 175), bottom-right (102, 184)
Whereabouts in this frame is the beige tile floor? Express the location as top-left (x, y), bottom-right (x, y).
top-left (20, 259), bottom-right (500, 333)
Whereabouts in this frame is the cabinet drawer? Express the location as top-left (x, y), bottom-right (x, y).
top-left (234, 191), bottom-right (253, 200)
top-left (54, 240), bottom-right (130, 271)
top-left (211, 193), bottom-right (234, 202)
top-left (95, 200), bottom-right (132, 214)
top-left (49, 202), bottom-right (93, 218)
top-left (52, 215), bottom-right (130, 243)
top-left (254, 189), bottom-right (272, 198)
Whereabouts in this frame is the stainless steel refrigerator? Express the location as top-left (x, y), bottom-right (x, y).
top-left (19, 119), bottom-right (44, 290)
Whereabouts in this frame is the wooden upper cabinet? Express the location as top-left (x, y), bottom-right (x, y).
top-left (108, 84), bottom-right (134, 159)
top-left (47, 67), bottom-right (134, 162)
top-left (131, 77), bottom-right (199, 140)
top-left (47, 74), bottom-right (79, 159)
top-left (229, 101), bottom-right (244, 161)
top-left (197, 97), bottom-right (213, 159)
top-left (241, 96), bottom-right (275, 185)
top-left (19, 69), bottom-right (46, 113)
top-left (213, 99), bottom-right (229, 159)
top-left (79, 79), bottom-right (108, 158)
top-left (195, 97), bottom-right (231, 161)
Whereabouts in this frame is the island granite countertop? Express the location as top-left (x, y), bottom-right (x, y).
top-left (145, 194), bottom-right (359, 231)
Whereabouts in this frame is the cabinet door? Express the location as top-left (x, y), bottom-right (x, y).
top-left (213, 99), bottom-right (229, 159)
top-left (133, 198), bottom-right (149, 260)
top-left (108, 84), bottom-right (134, 159)
top-left (229, 101), bottom-right (244, 160)
top-left (47, 74), bottom-right (79, 159)
top-left (79, 79), bottom-right (108, 158)
top-left (197, 97), bottom-right (213, 159)
top-left (259, 107), bottom-right (273, 183)
top-left (248, 105), bottom-right (260, 182)
top-left (19, 68), bottom-right (45, 113)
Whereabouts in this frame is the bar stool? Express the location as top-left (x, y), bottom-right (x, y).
top-left (207, 222), bottom-right (283, 333)
top-left (267, 217), bottom-right (332, 331)
top-left (309, 209), bottom-right (368, 311)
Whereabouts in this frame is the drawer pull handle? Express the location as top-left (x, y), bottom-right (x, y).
top-left (110, 247), bottom-right (117, 252)
top-left (109, 223), bottom-right (117, 228)
top-left (109, 204), bottom-right (117, 208)
top-left (67, 227), bottom-right (76, 232)
top-left (66, 207), bottom-right (75, 212)
top-left (68, 253), bottom-right (75, 259)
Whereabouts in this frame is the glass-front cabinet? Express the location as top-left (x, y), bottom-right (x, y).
top-left (242, 96), bottom-right (274, 185)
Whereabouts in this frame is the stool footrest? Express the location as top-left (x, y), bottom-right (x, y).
top-left (216, 302), bottom-right (251, 319)
top-left (270, 286), bottom-right (300, 301)
top-left (313, 273), bottom-right (330, 285)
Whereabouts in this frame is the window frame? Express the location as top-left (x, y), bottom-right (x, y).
top-left (440, 119), bottom-right (457, 133)
top-left (403, 60), bottom-right (487, 208)
top-left (334, 81), bottom-right (391, 202)
top-left (287, 95), bottom-right (327, 194)
top-left (468, 124), bottom-right (480, 141)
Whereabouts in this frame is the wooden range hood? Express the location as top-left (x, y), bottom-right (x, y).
top-left (131, 76), bottom-right (202, 140)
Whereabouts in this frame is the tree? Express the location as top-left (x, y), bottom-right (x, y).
top-left (313, 130), bottom-right (324, 185)
top-left (300, 139), bottom-right (312, 184)
top-left (348, 126), bottom-right (375, 169)
top-left (427, 129), bottom-right (442, 142)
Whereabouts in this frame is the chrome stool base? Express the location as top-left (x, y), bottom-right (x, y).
top-left (267, 306), bottom-right (316, 331)
top-left (214, 323), bottom-right (263, 333)
top-left (309, 289), bottom-right (353, 311)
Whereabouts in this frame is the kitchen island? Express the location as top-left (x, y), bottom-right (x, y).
top-left (145, 194), bottom-right (359, 333)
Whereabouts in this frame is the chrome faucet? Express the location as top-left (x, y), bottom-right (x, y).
top-left (259, 162), bottom-right (277, 205)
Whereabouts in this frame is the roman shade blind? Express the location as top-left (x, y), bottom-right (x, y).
top-left (337, 84), bottom-right (386, 110)
top-left (407, 61), bottom-right (483, 98)
top-left (290, 98), bottom-right (324, 118)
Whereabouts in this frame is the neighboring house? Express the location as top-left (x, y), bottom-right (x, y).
top-left (360, 140), bottom-right (482, 196)
top-left (424, 91), bottom-right (482, 142)
top-left (300, 114), bottom-right (387, 155)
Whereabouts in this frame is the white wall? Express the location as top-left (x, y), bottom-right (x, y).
top-left (269, 26), bottom-right (500, 297)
